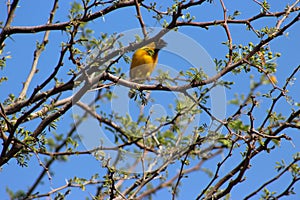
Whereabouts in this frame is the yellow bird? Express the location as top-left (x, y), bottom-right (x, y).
top-left (128, 39), bottom-right (167, 98)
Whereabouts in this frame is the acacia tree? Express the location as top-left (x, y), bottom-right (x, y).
top-left (1, 0), bottom-right (300, 199)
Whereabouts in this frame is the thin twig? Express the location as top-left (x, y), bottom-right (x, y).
top-left (220, 0), bottom-right (233, 66)
top-left (244, 158), bottom-right (300, 199)
top-left (276, 0), bottom-right (300, 29)
top-left (196, 141), bottom-right (235, 199)
top-left (134, 0), bottom-right (147, 38)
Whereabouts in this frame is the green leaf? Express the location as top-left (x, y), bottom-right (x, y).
top-left (228, 119), bottom-right (249, 132)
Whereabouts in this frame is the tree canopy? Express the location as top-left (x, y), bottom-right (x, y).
top-left (0, 0), bottom-right (300, 199)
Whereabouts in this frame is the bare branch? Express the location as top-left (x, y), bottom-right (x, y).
top-left (18, 0), bottom-right (59, 100)
top-left (0, 0), bottom-right (139, 46)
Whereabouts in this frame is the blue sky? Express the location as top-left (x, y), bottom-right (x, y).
top-left (0, 0), bottom-right (300, 199)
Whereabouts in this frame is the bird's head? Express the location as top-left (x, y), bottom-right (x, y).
top-left (146, 39), bottom-right (167, 50)
top-left (155, 39), bottom-right (167, 50)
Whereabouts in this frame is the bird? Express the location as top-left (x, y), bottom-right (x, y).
top-left (128, 39), bottom-right (167, 98)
